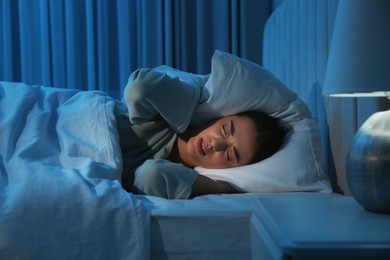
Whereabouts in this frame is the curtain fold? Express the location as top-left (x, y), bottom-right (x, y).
top-left (1, 0), bottom-right (272, 99)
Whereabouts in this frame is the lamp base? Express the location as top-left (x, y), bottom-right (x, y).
top-left (346, 110), bottom-right (390, 214)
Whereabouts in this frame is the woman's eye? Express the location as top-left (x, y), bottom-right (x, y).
top-left (226, 148), bottom-right (237, 163)
top-left (226, 148), bottom-right (235, 162)
top-left (223, 124), bottom-right (231, 136)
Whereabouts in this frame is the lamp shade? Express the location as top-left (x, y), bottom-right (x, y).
top-left (323, 0), bottom-right (390, 97)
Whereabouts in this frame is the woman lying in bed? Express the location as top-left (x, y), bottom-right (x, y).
top-left (117, 68), bottom-right (286, 199)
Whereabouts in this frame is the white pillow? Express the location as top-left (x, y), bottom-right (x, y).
top-left (192, 51), bottom-right (331, 193)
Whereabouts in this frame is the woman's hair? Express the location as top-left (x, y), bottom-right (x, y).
top-left (237, 110), bottom-right (287, 164)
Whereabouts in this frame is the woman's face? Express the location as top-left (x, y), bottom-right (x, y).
top-left (178, 115), bottom-right (258, 169)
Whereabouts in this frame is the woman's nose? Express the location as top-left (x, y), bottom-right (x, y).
top-left (212, 138), bottom-right (230, 151)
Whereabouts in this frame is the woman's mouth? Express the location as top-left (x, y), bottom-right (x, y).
top-left (196, 137), bottom-right (207, 156)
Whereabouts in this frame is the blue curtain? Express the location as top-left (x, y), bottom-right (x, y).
top-left (0, 0), bottom-right (272, 99)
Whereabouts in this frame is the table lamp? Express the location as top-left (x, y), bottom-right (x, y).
top-left (323, 0), bottom-right (390, 213)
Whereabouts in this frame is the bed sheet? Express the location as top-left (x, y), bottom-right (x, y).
top-left (0, 82), bottom-right (149, 259)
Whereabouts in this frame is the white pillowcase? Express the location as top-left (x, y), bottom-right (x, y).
top-left (192, 51), bottom-right (331, 193)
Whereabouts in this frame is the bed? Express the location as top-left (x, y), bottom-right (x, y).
top-left (1, 0), bottom-right (340, 259)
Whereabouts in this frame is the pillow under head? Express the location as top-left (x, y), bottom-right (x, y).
top-left (191, 51), bottom-right (331, 193)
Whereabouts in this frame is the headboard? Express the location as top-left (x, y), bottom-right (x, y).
top-left (262, 0), bottom-right (390, 194)
top-left (263, 0), bottom-right (340, 192)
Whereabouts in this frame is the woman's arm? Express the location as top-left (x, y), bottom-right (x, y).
top-left (190, 174), bottom-right (237, 197)
top-left (133, 159), bottom-right (237, 199)
top-left (123, 67), bottom-right (206, 133)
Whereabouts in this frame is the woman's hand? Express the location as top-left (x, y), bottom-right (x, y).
top-left (190, 174), bottom-right (237, 197)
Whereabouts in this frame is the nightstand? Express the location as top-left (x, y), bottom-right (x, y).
top-left (251, 193), bottom-right (390, 259)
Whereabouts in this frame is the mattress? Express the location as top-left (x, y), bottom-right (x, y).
top-left (137, 193), bottom-right (270, 260)
top-left (139, 192), bottom-right (340, 260)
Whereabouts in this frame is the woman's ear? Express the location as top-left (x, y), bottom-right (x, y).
top-left (179, 127), bottom-right (202, 142)
top-left (179, 120), bottom-right (215, 141)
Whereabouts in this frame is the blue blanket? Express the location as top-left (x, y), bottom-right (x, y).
top-left (0, 82), bottom-right (149, 259)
